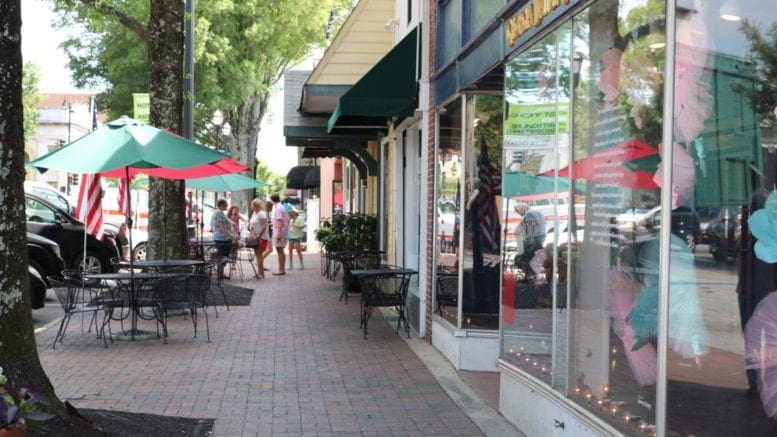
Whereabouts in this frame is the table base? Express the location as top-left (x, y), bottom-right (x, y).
top-left (111, 329), bottom-right (159, 341)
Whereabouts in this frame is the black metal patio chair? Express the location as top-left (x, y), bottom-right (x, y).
top-left (48, 276), bottom-right (110, 348)
top-left (357, 268), bottom-right (415, 339)
top-left (154, 273), bottom-right (210, 342)
top-left (435, 272), bottom-right (459, 315)
top-left (339, 251), bottom-right (383, 303)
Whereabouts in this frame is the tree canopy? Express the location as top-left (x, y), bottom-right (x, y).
top-left (52, 0), bottom-right (349, 173)
top-left (22, 62), bottom-right (43, 143)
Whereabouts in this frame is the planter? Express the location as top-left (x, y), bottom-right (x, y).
top-left (0, 423), bottom-right (27, 437)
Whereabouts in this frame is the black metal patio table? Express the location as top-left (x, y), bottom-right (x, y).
top-left (351, 267), bottom-right (417, 338)
top-left (85, 272), bottom-right (182, 340)
top-left (128, 259), bottom-right (206, 272)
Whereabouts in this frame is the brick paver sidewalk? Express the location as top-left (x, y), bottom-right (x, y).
top-left (36, 253), bottom-right (485, 436)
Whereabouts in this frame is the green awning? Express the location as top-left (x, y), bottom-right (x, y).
top-left (327, 27), bottom-right (418, 133)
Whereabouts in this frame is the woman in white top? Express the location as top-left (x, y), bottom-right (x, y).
top-left (248, 198), bottom-right (270, 279)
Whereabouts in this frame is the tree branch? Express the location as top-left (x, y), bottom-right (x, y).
top-left (78, 0), bottom-right (150, 42)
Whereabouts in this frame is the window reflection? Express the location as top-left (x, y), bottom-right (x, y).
top-left (666, 1), bottom-right (777, 434)
top-left (436, 99), bottom-right (463, 325)
top-left (502, 25), bottom-right (567, 386)
top-left (461, 94), bottom-right (503, 330)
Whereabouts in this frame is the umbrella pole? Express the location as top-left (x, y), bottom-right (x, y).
top-left (125, 167), bottom-right (134, 270)
top-left (163, 185), bottom-right (167, 261)
top-left (82, 175), bottom-right (88, 274)
top-left (200, 190), bottom-right (204, 253)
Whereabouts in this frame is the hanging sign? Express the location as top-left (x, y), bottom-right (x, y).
top-left (505, 0), bottom-right (578, 47)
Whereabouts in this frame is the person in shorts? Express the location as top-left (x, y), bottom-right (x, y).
top-left (287, 208), bottom-right (305, 270)
top-left (247, 198), bottom-right (270, 279)
top-left (270, 193), bottom-right (289, 275)
top-left (210, 199), bottom-right (236, 280)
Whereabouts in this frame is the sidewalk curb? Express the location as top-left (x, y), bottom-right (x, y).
top-left (380, 309), bottom-right (524, 436)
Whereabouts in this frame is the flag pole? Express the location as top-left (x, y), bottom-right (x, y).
top-left (81, 176), bottom-right (88, 274)
top-left (125, 166), bottom-right (134, 272)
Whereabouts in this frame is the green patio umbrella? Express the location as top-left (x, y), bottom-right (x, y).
top-left (28, 116), bottom-right (229, 175)
top-left (186, 174), bottom-right (267, 247)
top-left (503, 170), bottom-right (571, 198)
top-left (186, 174), bottom-right (267, 191)
top-left (27, 116), bottom-right (236, 274)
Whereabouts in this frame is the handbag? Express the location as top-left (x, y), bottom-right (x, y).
top-left (244, 235), bottom-right (260, 248)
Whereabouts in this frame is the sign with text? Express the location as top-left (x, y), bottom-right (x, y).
top-left (133, 93), bottom-right (150, 123)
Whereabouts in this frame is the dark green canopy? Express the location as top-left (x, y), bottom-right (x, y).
top-left (327, 27), bottom-right (418, 133)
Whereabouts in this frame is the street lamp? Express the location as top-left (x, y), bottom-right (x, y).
top-left (62, 98), bottom-right (74, 194)
top-left (210, 110), bottom-right (232, 153)
top-left (62, 98), bottom-right (73, 143)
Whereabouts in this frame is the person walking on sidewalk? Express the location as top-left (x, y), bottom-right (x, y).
top-left (248, 198), bottom-right (270, 279)
top-left (270, 193), bottom-right (289, 275)
top-left (287, 208), bottom-right (305, 270)
top-left (262, 200), bottom-right (275, 264)
top-left (211, 199), bottom-right (236, 280)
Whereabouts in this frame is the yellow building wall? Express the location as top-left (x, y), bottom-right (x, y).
top-left (385, 126), bottom-right (398, 266)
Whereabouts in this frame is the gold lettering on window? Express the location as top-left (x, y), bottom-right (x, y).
top-left (505, 0), bottom-right (570, 46)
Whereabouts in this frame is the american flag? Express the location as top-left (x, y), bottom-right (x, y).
top-left (118, 176), bottom-right (128, 215)
top-left (76, 97), bottom-right (103, 240)
top-left (76, 173), bottom-right (103, 240)
top-left (477, 139), bottom-right (500, 253)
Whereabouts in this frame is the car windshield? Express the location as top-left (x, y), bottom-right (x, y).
top-left (25, 197), bottom-right (58, 223)
top-left (695, 206), bottom-right (718, 221)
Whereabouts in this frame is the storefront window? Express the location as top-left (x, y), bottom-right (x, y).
top-left (436, 98), bottom-right (463, 326)
top-left (461, 94), bottom-right (503, 330)
top-left (502, 0), bottom-right (668, 432)
top-left (563, 2), bottom-right (666, 431)
top-left (501, 23), bottom-right (571, 386)
top-left (665, 1), bottom-right (777, 434)
top-left (483, 0), bottom-right (777, 433)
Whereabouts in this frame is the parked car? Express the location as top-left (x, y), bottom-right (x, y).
top-left (707, 206), bottom-right (742, 262)
top-left (103, 221), bottom-right (148, 261)
top-left (617, 206), bottom-right (701, 252)
top-left (437, 200), bottom-right (457, 252)
top-left (696, 206), bottom-right (719, 244)
top-left (27, 232), bottom-right (65, 309)
top-left (24, 181), bottom-right (75, 214)
top-left (25, 192), bottom-right (120, 273)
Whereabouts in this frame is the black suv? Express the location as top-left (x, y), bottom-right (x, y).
top-left (707, 206), bottom-right (742, 262)
top-left (25, 192), bottom-right (120, 274)
top-left (27, 232), bottom-right (65, 309)
top-left (638, 206), bottom-right (702, 252)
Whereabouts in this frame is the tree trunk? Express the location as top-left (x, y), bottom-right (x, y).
top-left (146, 0), bottom-right (188, 260)
top-left (228, 92), bottom-right (268, 214)
top-left (0, 0), bottom-right (65, 417)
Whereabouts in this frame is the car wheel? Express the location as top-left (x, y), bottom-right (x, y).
top-left (132, 242), bottom-right (147, 261)
top-left (76, 250), bottom-right (105, 274)
top-left (712, 249), bottom-right (727, 262)
top-left (29, 259), bottom-right (47, 284)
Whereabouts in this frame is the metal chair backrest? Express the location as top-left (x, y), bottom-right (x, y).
top-left (341, 251), bottom-right (383, 292)
top-left (435, 274), bottom-right (458, 312)
top-left (358, 271), bottom-right (413, 307)
top-left (48, 276), bottom-right (100, 311)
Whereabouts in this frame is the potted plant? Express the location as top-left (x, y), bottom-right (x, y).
top-left (0, 367), bottom-right (54, 436)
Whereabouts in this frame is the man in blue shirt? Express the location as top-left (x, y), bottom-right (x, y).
top-left (211, 199), bottom-right (236, 280)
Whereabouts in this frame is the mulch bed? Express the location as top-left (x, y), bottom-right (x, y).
top-left (213, 283), bottom-right (254, 306)
top-left (31, 407), bottom-right (214, 436)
